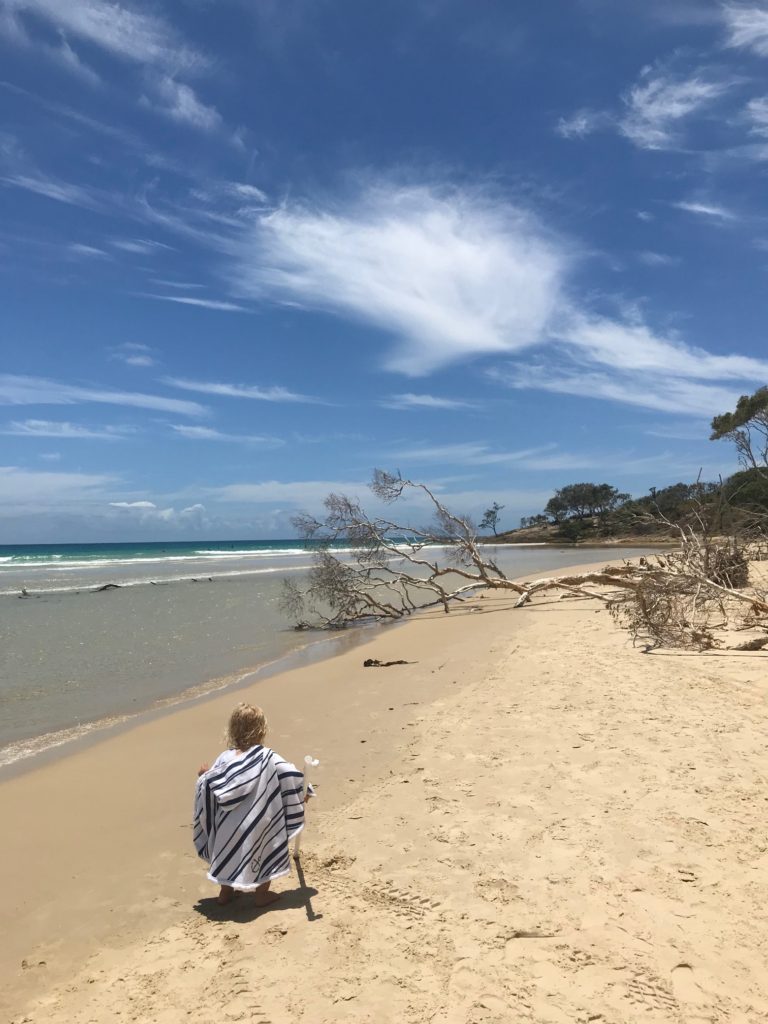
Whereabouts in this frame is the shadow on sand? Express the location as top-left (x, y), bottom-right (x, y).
top-left (193, 856), bottom-right (322, 923)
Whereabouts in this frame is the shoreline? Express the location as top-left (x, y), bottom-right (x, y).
top-left (1, 546), bottom-right (663, 773)
top-left (0, 619), bottom-right (383, 779)
top-left (4, 553), bottom-right (766, 1022)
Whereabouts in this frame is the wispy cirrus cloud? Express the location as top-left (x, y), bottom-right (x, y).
top-left (673, 199), bottom-right (739, 220)
top-left (381, 393), bottom-right (477, 410)
top-left (638, 251), bottom-right (680, 266)
top-left (50, 36), bottom-right (101, 86)
top-left (110, 343), bottom-right (157, 368)
top-left (1, 418), bottom-right (133, 440)
top-left (170, 424), bottom-right (283, 445)
top-left (68, 242), bottom-right (110, 259)
top-left (388, 441), bottom-right (558, 466)
top-left (495, 362), bottom-right (741, 417)
top-left (555, 108), bottom-right (608, 139)
top-left (489, 306), bottom-right (768, 417)
top-left (0, 0), bottom-right (202, 70)
top-left (232, 183), bottom-right (566, 376)
top-left (0, 374), bottom-right (206, 416)
top-left (722, 2), bottom-right (768, 56)
top-left (148, 295), bottom-right (248, 312)
top-left (1, 172), bottom-right (105, 210)
top-left (558, 312), bottom-right (768, 380)
top-left (111, 237), bottom-right (174, 255)
top-left (219, 177), bottom-right (766, 416)
top-left (557, 62), bottom-right (736, 151)
top-left (152, 279), bottom-right (204, 290)
top-left (0, 464), bottom-right (116, 511)
top-left (140, 77), bottom-right (222, 132)
top-left (164, 377), bottom-right (319, 403)
top-left (746, 95), bottom-right (768, 134)
top-left (619, 66), bottom-right (734, 149)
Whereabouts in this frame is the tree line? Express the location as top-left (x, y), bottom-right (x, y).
top-left (482, 386), bottom-right (768, 540)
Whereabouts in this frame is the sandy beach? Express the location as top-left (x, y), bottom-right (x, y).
top-left (2, 558), bottom-right (768, 1024)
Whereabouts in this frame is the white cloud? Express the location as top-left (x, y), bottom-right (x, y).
top-left (0, 464), bottom-right (115, 510)
top-left (555, 108), bottom-right (607, 139)
top-left (141, 77), bottom-right (222, 132)
top-left (638, 251), bottom-right (680, 266)
top-left (68, 243), bottom-right (110, 258)
top-left (110, 342), bottom-right (157, 367)
top-left (152, 279), bottom-right (204, 290)
top-left (108, 499), bottom-right (208, 526)
top-left (148, 295), bottom-right (248, 312)
top-left (232, 183), bottom-right (566, 376)
top-left (673, 199), bottom-right (738, 220)
top-left (381, 393), bottom-right (476, 410)
top-left (619, 67), bottom-right (733, 149)
top-left (0, 374), bottom-right (206, 416)
top-left (164, 377), bottom-right (318, 403)
top-left (723, 3), bottom-right (768, 56)
top-left (558, 313), bottom-right (768, 380)
top-left (111, 237), bottom-right (174, 255)
top-left (213, 479), bottom-right (368, 506)
top-left (388, 441), bottom-right (558, 466)
top-left (193, 181), bottom-right (269, 206)
top-left (1, 419), bottom-right (132, 439)
top-left (170, 424), bottom-right (282, 445)
top-left (746, 95), bottom-right (768, 134)
top-left (53, 35), bottom-right (101, 85)
top-left (496, 363), bottom-right (740, 417)
top-left (226, 182), bottom-right (268, 202)
top-left (0, 0), bottom-right (200, 69)
top-left (488, 305), bottom-right (768, 417)
top-left (1, 173), bottom-right (104, 210)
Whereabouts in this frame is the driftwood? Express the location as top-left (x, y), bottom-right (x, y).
top-left (363, 658), bottom-right (414, 668)
top-left (282, 470), bottom-right (768, 652)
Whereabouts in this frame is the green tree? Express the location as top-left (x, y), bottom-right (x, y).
top-left (546, 483), bottom-right (629, 520)
top-left (479, 502), bottom-right (504, 536)
top-left (711, 386), bottom-right (768, 475)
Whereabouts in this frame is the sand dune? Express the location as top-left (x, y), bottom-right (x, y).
top-left (4, 568), bottom-right (768, 1023)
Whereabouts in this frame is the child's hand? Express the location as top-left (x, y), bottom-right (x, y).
top-left (198, 763), bottom-right (209, 777)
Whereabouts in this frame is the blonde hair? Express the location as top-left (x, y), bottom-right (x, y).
top-left (227, 703), bottom-right (268, 751)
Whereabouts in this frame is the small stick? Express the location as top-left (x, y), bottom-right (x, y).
top-left (293, 755), bottom-right (320, 860)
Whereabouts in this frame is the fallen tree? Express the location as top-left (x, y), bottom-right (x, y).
top-left (281, 469), bottom-right (768, 651)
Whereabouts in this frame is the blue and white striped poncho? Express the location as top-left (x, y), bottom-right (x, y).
top-left (193, 745), bottom-right (306, 890)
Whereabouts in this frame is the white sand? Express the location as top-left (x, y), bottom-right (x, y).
top-left (2, 561), bottom-right (768, 1023)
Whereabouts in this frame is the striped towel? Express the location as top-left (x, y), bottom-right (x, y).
top-left (193, 744), bottom-right (307, 890)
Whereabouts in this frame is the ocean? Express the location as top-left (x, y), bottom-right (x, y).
top-left (0, 539), bottom-right (656, 771)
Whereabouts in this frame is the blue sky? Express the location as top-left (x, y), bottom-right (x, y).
top-left (2, 0), bottom-right (768, 542)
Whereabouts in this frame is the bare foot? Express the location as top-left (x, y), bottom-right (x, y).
top-left (253, 882), bottom-right (281, 908)
top-left (253, 891), bottom-right (281, 907)
top-left (217, 885), bottom-right (239, 905)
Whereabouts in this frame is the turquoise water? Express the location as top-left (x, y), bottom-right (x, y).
top-left (0, 539), bottom-right (338, 595)
top-left (0, 540), bottom-right (314, 564)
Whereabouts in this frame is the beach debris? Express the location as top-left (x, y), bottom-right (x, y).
top-left (363, 657), bottom-right (414, 667)
top-left (93, 583), bottom-right (121, 592)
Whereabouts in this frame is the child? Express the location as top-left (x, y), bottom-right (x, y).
top-left (193, 703), bottom-right (311, 906)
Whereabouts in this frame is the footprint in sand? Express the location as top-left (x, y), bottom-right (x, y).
top-left (441, 960), bottom-right (512, 1024)
top-left (671, 963), bottom-right (721, 1023)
